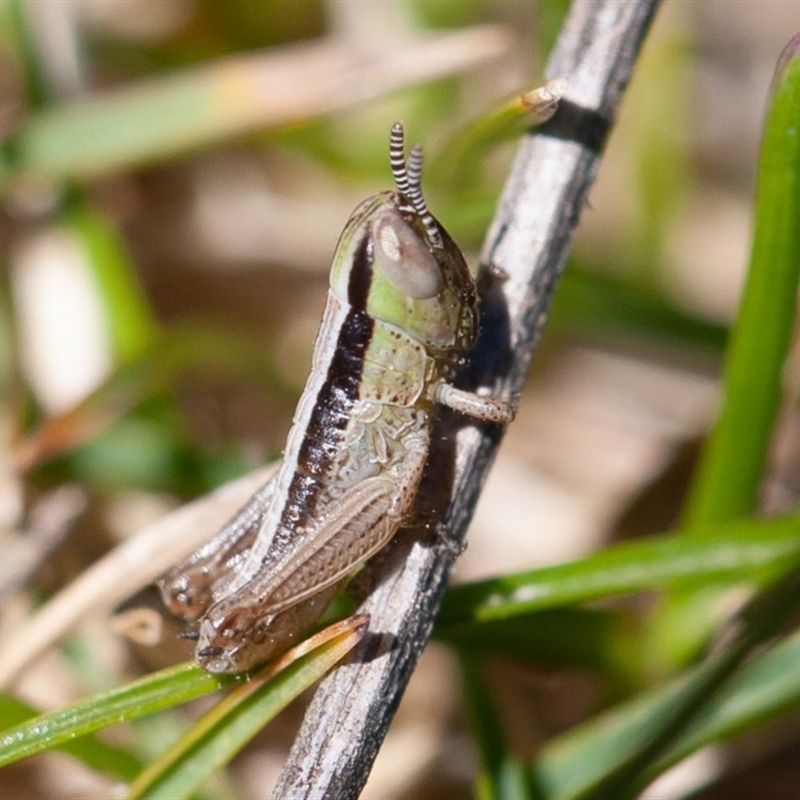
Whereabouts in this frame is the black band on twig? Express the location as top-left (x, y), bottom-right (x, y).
top-left (537, 98), bottom-right (611, 155)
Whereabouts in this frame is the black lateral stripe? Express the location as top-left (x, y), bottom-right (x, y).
top-left (273, 308), bottom-right (375, 550)
top-left (347, 235), bottom-right (374, 310)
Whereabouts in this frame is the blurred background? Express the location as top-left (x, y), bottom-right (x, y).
top-left (0, 1), bottom-right (798, 798)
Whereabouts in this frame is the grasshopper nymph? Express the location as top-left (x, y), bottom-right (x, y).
top-left (159, 123), bottom-right (515, 673)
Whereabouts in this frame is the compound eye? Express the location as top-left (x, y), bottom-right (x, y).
top-left (373, 210), bottom-right (442, 299)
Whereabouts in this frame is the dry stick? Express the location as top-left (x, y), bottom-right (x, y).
top-left (0, 486), bottom-right (86, 600)
top-left (0, 466), bottom-right (277, 688)
top-left (272, 0), bottom-right (661, 798)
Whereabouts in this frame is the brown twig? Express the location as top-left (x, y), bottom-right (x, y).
top-left (0, 486), bottom-right (86, 600)
top-left (0, 466), bottom-right (276, 688)
top-left (272, 1), bottom-right (661, 797)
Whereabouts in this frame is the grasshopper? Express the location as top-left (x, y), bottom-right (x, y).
top-left (159, 123), bottom-right (514, 673)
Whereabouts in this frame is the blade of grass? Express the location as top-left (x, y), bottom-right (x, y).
top-left (534, 564), bottom-right (800, 800)
top-left (438, 516), bottom-right (798, 677)
top-left (126, 615), bottom-right (368, 800)
top-left (0, 616), bottom-right (366, 782)
top-left (656, 33), bottom-right (800, 669)
top-left (549, 266), bottom-right (727, 353)
top-left (439, 608), bottom-right (634, 675)
top-left (684, 35), bottom-right (800, 526)
top-left (433, 80), bottom-right (565, 192)
top-left (1, 28), bottom-right (510, 186)
top-left (63, 198), bottom-right (159, 363)
top-left (0, 662), bottom-right (232, 768)
top-left (438, 515), bottom-right (800, 627)
top-left (460, 658), bottom-right (535, 800)
top-left (7, 0), bottom-right (53, 107)
top-left (0, 694), bottom-right (143, 780)
top-left (576, 564), bottom-right (800, 800)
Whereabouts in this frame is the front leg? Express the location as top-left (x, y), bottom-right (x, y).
top-left (434, 382), bottom-right (516, 424)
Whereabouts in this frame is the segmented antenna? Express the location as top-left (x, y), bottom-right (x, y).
top-left (389, 122), bottom-right (443, 249)
top-left (407, 144), bottom-right (424, 201)
top-left (389, 122), bottom-right (410, 195)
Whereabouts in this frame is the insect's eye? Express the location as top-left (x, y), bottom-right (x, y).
top-left (372, 209), bottom-right (442, 299)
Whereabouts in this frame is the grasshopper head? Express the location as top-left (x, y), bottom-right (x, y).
top-left (329, 123), bottom-right (478, 355)
top-left (195, 585), bottom-right (339, 673)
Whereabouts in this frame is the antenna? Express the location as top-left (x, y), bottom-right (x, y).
top-left (389, 122), bottom-right (443, 249)
top-left (389, 122), bottom-right (410, 195)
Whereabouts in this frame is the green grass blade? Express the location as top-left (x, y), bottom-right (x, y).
top-left (0, 662), bottom-right (232, 768)
top-left (433, 81), bottom-right (563, 192)
top-left (125, 616), bottom-right (368, 800)
top-left (1, 31), bottom-right (510, 187)
top-left (652, 33), bottom-right (800, 672)
top-left (0, 694), bottom-right (143, 780)
top-left (6, 63), bottom-right (276, 182)
top-left (63, 199), bottom-right (159, 363)
top-left (7, 0), bottom-right (52, 107)
top-left (550, 266), bottom-right (727, 353)
top-left (534, 567), bottom-right (800, 800)
top-left (0, 616), bottom-right (365, 793)
top-left (460, 658), bottom-right (534, 800)
top-left (438, 515), bottom-right (800, 627)
top-left (683, 37), bottom-right (800, 527)
top-left (439, 608), bottom-right (633, 674)
top-left (653, 620), bottom-right (800, 766)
